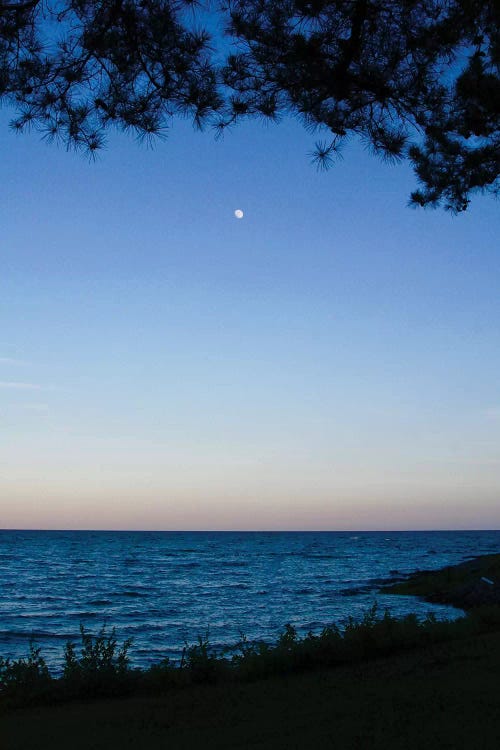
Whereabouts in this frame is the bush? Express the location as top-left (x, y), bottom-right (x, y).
top-left (143, 656), bottom-right (182, 692)
top-left (0, 641), bottom-right (52, 705)
top-left (181, 631), bottom-right (230, 684)
top-left (3, 604), bottom-right (500, 708)
top-left (62, 625), bottom-right (135, 698)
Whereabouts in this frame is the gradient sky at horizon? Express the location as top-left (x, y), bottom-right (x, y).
top-left (1, 100), bottom-right (500, 531)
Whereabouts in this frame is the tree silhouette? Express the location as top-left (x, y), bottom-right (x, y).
top-left (222, 0), bottom-right (499, 211)
top-left (1, 1), bottom-right (222, 151)
top-left (1, 0), bottom-right (498, 211)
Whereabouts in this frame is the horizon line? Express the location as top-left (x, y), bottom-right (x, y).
top-left (1, 527), bottom-right (499, 533)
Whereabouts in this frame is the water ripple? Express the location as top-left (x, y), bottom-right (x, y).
top-left (0, 529), bottom-right (499, 668)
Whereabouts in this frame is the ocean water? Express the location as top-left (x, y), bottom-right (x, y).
top-left (1, 529), bottom-right (499, 670)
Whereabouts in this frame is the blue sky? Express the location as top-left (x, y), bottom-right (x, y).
top-left (1, 107), bottom-right (499, 530)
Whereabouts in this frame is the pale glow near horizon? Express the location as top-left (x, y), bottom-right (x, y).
top-left (1, 113), bottom-right (500, 531)
top-left (2, 456), bottom-right (500, 530)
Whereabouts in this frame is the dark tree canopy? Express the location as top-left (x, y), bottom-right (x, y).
top-left (1, 0), bottom-right (499, 211)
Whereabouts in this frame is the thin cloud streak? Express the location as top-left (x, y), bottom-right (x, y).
top-left (0, 381), bottom-right (43, 390)
top-left (0, 402), bottom-right (50, 416)
top-left (18, 403), bottom-right (50, 412)
top-left (0, 358), bottom-right (29, 366)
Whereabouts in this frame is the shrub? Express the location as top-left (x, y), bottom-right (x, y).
top-left (0, 641), bottom-right (52, 705)
top-left (182, 631), bottom-right (230, 684)
top-left (144, 656), bottom-right (183, 692)
top-left (62, 625), bottom-right (135, 698)
top-left (3, 604), bottom-right (500, 708)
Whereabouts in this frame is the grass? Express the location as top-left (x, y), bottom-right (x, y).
top-left (2, 627), bottom-right (500, 749)
top-left (2, 603), bottom-right (500, 708)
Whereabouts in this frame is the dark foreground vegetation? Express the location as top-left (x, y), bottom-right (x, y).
top-left (2, 554), bottom-right (500, 749)
top-left (3, 605), bottom-right (500, 709)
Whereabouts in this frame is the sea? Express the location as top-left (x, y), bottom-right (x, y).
top-left (1, 529), bottom-right (499, 671)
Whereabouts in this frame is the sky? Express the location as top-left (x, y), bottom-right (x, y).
top-left (1, 99), bottom-right (500, 530)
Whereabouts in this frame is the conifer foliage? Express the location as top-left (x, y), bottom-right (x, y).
top-left (0, 1), bottom-right (222, 151)
top-left (1, 1), bottom-right (498, 210)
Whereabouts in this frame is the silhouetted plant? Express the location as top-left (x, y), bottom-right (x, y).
top-left (182, 631), bottom-right (229, 684)
top-left (62, 625), bottom-right (135, 697)
top-left (1, 1), bottom-right (497, 210)
top-left (3, 604), bottom-right (500, 708)
top-left (143, 655), bottom-right (183, 692)
top-left (277, 623), bottom-right (298, 649)
top-left (0, 641), bottom-right (52, 705)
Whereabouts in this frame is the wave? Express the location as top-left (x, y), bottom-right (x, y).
top-left (1, 529), bottom-right (498, 670)
top-left (0, 630), bottom-right (75, 641)
top-left (120, 591), bottom-right (150, 598)
top-left (221, 583), bottom-right (250, 590)
top-left (66, 611), bottom-right (99, 619)
top-left (339, 586), bottom-right (374, 597)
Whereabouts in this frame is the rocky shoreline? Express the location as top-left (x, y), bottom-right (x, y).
top-left (381, 553), bottom-right (500, 610)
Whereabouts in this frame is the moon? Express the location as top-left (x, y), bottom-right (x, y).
top-left (234, 209), bottom-right (244, 219)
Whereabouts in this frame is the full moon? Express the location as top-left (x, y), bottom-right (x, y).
top-left (234, 209), bottom-right (244, 219)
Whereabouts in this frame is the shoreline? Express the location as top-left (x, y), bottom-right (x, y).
top-left (3, 553), bottom-right (500, 748)
top-left (3, 613), bottom-right (500, 748)
top-left (381, 552), bottom-right (500, 609)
